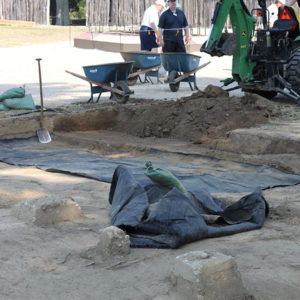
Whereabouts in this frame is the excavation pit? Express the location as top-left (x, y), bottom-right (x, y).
top-left (1, 93), bottom-right (300, 300)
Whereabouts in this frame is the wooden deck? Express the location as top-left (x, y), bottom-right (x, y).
top-left (74, 32), bottom-right (207, 53)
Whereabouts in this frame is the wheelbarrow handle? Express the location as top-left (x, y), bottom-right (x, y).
top-left (173, 61), bottom-right (211, 84)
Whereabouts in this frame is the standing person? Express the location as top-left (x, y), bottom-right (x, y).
top-left (140, 0), bottom-right (165, 52)
top-left (157, 0), bottom-right (190, 53)
top-left (267, 0), bottom-right (286, 27)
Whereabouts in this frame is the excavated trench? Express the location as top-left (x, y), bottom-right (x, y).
top-left (0, 87), bottom-right (299, 171)
top-left (0, 89), bottom-right (275, 140)
top-left (52, 90), bottom-right (276, 142)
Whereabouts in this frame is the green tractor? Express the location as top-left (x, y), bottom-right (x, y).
top-left (201, 0), bottom-right (300, 105)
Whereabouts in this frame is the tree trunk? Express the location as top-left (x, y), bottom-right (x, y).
top-left (56, 0), bottom-right (69, 25)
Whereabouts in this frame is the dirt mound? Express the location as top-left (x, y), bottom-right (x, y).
top-left (88, 86), bottom-right (281, 144)
top-left (0, 86), bottom-right (285, 145)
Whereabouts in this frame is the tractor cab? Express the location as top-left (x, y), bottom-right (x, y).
top-left (277, 6), bottom-right (300, 37)
top-left (249, 4), bottom-right (300, 63)
top-left (270, 19), bottom-right (293, 33)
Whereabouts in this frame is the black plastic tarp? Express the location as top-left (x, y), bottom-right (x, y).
top-left (0, 138), bottom-right (298, 248)
top-left (109, 166), bottom-right (268, 248)
top-left (0, 139), bottom-right (300, 194)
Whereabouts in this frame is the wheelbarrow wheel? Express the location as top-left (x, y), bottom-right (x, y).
top-left (127, 75), bottom-right (138, 86)
top-left (113, 80), bottom-right (130, 104)
top-left (169, 70), bottom-right (180, 92)
top-left (127, 68), bottom-right (139, 86)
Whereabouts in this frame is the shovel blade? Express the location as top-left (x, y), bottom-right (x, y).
top-left (37, 127), bottom-right (51, 144)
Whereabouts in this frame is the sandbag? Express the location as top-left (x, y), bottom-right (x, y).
top-left (3, 94), bottom-right (35, 110)
top-left (0, 103), bottom-right (9, 111)
top-left (145, 161), bottom-right (187, 194)
top-left (0, 87), bottom-right (25, 101)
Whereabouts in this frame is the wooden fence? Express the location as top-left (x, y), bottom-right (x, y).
top-left (87, 0), bottom-right (274, 34)
top-left (0, 0), bottom-right (285, 31)
top-left (0, 0), bottom-right (49, 25)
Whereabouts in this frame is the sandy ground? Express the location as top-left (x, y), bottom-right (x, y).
top-left (1, 41), bottom-right (300, 299)
top-left (0, 41), bottom-right (244, 108)
top-left (0, 136), bottom-right (300, 300)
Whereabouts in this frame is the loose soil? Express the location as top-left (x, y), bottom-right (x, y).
top-left (52, 87), bottom-right (286, 142)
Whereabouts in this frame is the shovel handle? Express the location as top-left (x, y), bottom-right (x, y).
top-left (36, 58), bottom-right (44, 122)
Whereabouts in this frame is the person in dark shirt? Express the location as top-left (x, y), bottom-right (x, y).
top-left (157, 0), bottom-right (190, 52)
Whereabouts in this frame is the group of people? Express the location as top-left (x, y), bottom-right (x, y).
top-left (268, 0), bottom-right (286, 27)
top-left (139, 0), bottom-right (300, 54)
top-left (140, 0), bottom-right (190, 53)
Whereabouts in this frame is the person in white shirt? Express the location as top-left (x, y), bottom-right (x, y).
top-left (140, 0), bottom-right (165, 51)
top-left (267, 0), bottom-right (286, 27)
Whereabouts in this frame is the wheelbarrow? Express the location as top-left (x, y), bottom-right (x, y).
top-left (120, 51), bottom-right (162, 86)
top-left (66, 61), bottom-right (134, 104)
top-left (160, 53), bottom-right (211, 92)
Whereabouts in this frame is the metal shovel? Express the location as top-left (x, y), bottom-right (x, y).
top-left (36, 58), bottom-right (51, 143)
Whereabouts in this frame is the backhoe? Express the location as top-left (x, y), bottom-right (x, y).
top-left (201, 0), bottom-right (300, 104)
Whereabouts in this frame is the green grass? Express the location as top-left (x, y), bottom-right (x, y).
top-left (0, 25), bottom-right (87, 47)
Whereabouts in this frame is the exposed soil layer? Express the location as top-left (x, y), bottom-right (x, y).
top-left (52, 86), bottom-right (288, 145)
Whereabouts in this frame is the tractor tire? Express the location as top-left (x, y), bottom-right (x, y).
top-left (113, 81), bottom-right (130, 104)
top-left (286, 47), bottom-right (300, 95)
